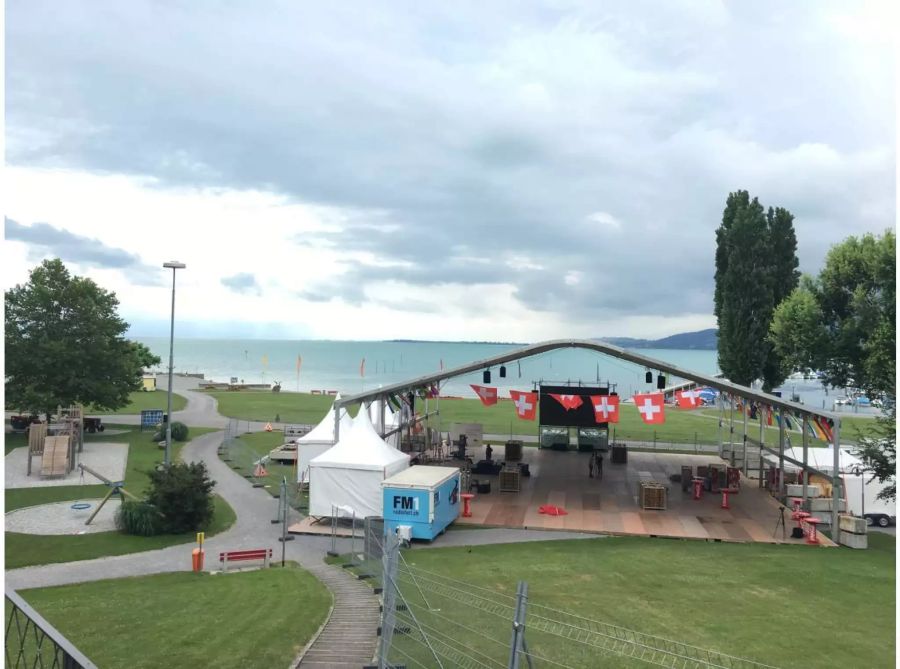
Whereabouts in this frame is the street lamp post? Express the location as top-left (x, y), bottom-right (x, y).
top-left (163, 261), bottom-right (186, 467)
top-left (854, 466), bottom-right (865, 521)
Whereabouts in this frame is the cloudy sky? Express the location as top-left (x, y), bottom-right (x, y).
top-left (3, 1), bottom-right (895, 342)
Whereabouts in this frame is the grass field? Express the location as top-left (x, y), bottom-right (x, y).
top-left (5, 424), bottom-right (236, 569)
top-left (17, 564), bottom-right (332, 669)
top-left (385, 534), bottom-right (896, 668)
top-left (88, 390), bottom-right (187, 415)
top-left (204, 390), bottom-right (874, 445)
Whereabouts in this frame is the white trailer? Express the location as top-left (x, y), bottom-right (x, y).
top-left (842, 473), bottom-right (896, 528)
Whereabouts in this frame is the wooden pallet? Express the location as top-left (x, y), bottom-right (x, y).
top-left (40, 436), bottom-right (70, 477)
top-left (499, 467), bottom-right (521, 492)
top-left (639, 482), bottom-right (667, 510)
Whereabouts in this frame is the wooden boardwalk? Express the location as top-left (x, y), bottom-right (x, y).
top-left (297, 564), bottom-right (380, 668)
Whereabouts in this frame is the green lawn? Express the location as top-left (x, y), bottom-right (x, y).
top-left (220, 431), bottom-right (308, 511)
top-left (387, 534), bottom-right (896, 668)
top-left (206, 390), bottom-right (860, 446)
top-left (5, 424), bottom-right (237, 569)
top-left (17, 564), bottom-right (332, 669)
top-left (88, 390), bottom-right (186, 415)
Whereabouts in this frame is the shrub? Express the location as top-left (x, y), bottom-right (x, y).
top-left (151, 421), bottom-right (189, 442)
top-left (170, 421), bottom-right (189, 441)
top-left (115, 501), bottom-right (163, 536)
top-left (146, 462), bottom-right (216, 533)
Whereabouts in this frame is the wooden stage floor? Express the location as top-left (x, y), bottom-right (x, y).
top-left (456, 448), bottom-right (834, 546)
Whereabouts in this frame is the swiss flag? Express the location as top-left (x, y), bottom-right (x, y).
top-left (675, 389), bottom-right (701, 409)
top-left (633, 393), bottom-right (665, 424)
top-left (510, 390), bottom-right (538, 420)
top-left (470, 384), bottom-right (498, 406)
top-left (590, 395), bottom-right (619, 423)
top-left (549, 394), bottom-right (583, 410)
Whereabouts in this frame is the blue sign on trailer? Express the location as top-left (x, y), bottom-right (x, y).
top-left (382, 466), bottom-right (460, 541)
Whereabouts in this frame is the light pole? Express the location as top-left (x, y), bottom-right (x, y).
top-left (163, 261), bottom-right (186, 467)
top-left (854, 466), bottom-right (865, 520)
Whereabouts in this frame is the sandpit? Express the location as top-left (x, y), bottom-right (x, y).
top-left (5, 499), bottom-right (120, 535)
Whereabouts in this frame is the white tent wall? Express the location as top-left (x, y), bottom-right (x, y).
top-left (296, 396), bottom-right (352, 484)
top-left (308, 407), bottom-right (410, 518)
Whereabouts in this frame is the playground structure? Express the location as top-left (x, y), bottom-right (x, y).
top-left (77, 463), bottom-right (139, 525)
top-left (25, 405), bottom-right (86, 478)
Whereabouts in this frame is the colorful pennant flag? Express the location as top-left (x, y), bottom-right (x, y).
top-left (590, 395), bottom-right (619, 423)
top-left (470, 384), bottom-right (498, 406)
top-left (633, 392), bottom-right (666, 425)
top-left (510, 390), bottom-right (538, 420)
top-left (675, 389), bottom-right (701, 409)
top-left (815, 416), bottom-right (834, 442)
top-left (549, 394), bottom-right (583, 410)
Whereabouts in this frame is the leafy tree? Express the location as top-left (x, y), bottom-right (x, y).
top-left (771, 230), bottom-right (895, 500)
top-left (761, 207), bottom-right (800, 390)
top-left (770, 231), bottom-right (895, 397)
top-left (4, 259), bottom-right (161, 417)
top-left (715, 192), bottom-right (799, 391)
top-left (854, 407), bottom-right (896, 502)
top-left (715, 192), bottom-right (774, 386)
top-left (146, 462), bottom-right (216, 533)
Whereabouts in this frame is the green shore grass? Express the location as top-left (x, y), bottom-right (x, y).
top-left (5, 424), bottom-right (236, 569)
top-left (389, 534), bottom-right (895, 668)
top-left (17, 564), bottom-right (331, 669)
top-left (206, 390), bottom-right (877, 445)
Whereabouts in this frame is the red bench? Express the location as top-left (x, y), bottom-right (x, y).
top-left (219, 548), bottom-right (272, 571)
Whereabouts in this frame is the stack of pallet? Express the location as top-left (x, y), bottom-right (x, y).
top-left (499, 466), bottom-right (521, 492)
top-left (639, 481), bottom-right (667, 510)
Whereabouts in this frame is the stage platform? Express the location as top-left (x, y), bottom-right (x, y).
top-left (454, 447), bottom-right (835, 547)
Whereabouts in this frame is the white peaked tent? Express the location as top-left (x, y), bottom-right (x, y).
top-left (296, 396), bottom-right (353, 484)
top-left (308, 406), bottom-right (410, 518)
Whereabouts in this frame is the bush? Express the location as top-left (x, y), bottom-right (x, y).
top-left (170, 421), bottom-right (189, 441)
top-left (151, 421), bottom-right (189, 442)
top-left (115, 501), bottom-right (163, 536)
top-left (146, 462), bottom-right (216, 533)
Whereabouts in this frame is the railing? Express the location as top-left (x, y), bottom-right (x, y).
top-left (5, 588), bottom-right (97, 669)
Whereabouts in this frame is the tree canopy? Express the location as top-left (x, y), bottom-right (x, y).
top-left (5, 259), bottom-right (161, 415)
top-left (770, 230), bottom-right (895, 398)
top-left (714, 191), bottom-right (799, 390)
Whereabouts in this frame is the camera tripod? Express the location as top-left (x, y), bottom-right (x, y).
top-left (773, 505), bottom-right (787, 540)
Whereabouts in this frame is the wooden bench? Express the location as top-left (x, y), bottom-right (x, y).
top-left (219, 548), bottom-right (272, 572)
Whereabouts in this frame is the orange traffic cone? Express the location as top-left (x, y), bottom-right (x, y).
top-left (254, 463), bottom-right (268, 477)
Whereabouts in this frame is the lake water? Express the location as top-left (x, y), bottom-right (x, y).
top-left (136, 337), bottom-right (720, 397)
top-left (135, 337), bottom-right (875, 414)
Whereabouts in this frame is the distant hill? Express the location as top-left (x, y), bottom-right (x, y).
top-left (600, 328), bottom-right (717, 350)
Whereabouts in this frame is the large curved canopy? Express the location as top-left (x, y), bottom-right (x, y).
top-left (336, 339), bottom-right (838, 422)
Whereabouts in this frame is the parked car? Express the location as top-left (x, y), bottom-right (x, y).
top-left (268, 442), bottom-right (298, 464)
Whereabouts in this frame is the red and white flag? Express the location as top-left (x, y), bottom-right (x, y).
top-left (633, 393), bottom-right (665, 424)
top-left (590, 395), bottom-right (620, 423)
top-left (470, 384), bottom-right (498, 406)
top-left (549, 393), bottom-right (583, 410)
top-left (510, 390), bottom-right (538, 420)
top-left (675, 389), bottom-right (701, 409)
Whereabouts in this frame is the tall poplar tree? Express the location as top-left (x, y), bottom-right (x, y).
top-left (715, 193), bottom-right (773, 386)
top-left (760, 207), bottom-right (800, 390)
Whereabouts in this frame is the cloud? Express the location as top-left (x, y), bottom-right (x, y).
top-left (4, 217), bottom-right (162, 285)
top-left (4, 1), bottom-right (895, 337)
top-left (220, 272), bottom-right (261, 295)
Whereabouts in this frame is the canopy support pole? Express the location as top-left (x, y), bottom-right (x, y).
top-left (832, 418), bottom-right (842, 542)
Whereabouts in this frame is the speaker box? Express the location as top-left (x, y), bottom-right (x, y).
top-left (499, 365), bottom-right (506, 378)
top-left (645, 371), bottom-right (653, 383)
top-left (483, 370), bottom-right (491, 384)
top-left (657, 374), bottom-right (666, 389)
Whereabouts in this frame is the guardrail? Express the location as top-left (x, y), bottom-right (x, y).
top-left (5, 588), bottom-right (97, 669)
